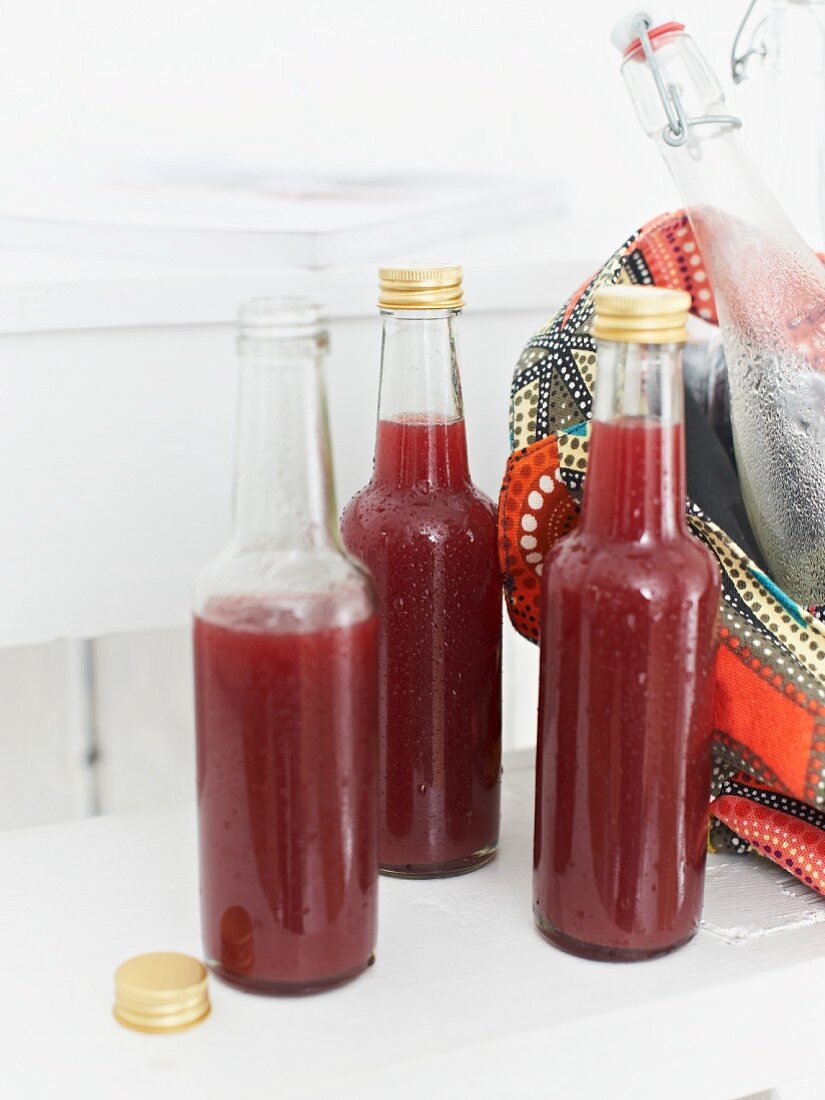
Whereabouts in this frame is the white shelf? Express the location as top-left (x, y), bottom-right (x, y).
top-left (0, 201), bottom-right (611, 647)
top-left (0, 218), bottom-right (597, 333)
top-left (2, 750), bottom-right (823, 1099)
top-left (0, 173), bottom-right (563, 269)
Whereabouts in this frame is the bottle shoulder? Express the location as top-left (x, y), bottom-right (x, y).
top-left (342, 480), bottom-right (496, 529)
top-left (544, 529), bottom-right (720, 600)
top-left (194, 544), bottom-right (376, 629)
top-left (341, 484), bottom-right (497, 560)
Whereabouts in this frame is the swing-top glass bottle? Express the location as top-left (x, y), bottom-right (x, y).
top-left (613, 11), bottom-right (825, 606)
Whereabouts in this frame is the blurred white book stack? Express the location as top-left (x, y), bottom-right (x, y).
top-left (0, 169), bottom-right (578, 329)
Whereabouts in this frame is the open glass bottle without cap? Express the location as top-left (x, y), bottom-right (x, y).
top-left (193, 298), bottom-right (378, 995)
top-left (614, 10), bottom-right (825, 606)
top-left (533, 284), bottom-right (720, 961)
top-left (341, 265), bottom-right (502, 878)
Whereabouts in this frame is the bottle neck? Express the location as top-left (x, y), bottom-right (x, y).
top-left (373, 308), bottom-right (470, 488)
top-left (622, 27), bottom-right (825, 325)
top-left (232, 331), bottom-right (338, 552)
top-left (622, 30), bottom-right (772, 219)
top-left (581, 340), bottom-right (687, 542)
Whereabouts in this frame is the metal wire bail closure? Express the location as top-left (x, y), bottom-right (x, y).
top-left (730, 0), bottom-right (767, 84)
top-left (635, 16), bottom-right (743, 147)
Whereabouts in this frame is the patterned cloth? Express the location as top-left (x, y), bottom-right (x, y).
top-left (498, 211), bottom-right (825, 891)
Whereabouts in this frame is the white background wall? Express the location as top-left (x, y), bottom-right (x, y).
top-left (0, 1), bottom-right (750, 241)
top-left (0, 0), bottom-right (760, 827)
top-left (0, 309), bottom-right (549, 825)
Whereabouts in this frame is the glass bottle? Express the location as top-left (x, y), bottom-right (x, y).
top-left (341, 266), bottom-right (502, 878)
top-left (194, 299), bottom-right (378, 995)
top-left (615, 13), bottom-right (825, 606)
top-left (733, 0), bottom-right (825, 252)
top-left (533, 286), bottom-right (720, 961)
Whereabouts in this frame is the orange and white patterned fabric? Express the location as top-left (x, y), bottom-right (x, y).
top-left (499, 211), bottom-right (825, 887)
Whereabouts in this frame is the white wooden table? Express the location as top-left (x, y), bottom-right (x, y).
top-left (2, 751), bottom-right (823, 1100)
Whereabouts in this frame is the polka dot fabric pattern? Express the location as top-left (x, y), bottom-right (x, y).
top-left (713, 779), bottom-right (825, 893)
top-left (498, 210), bottom-right (825, 889)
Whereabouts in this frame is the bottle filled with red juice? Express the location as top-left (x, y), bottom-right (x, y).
top-left (194, 299), bottom-right (378, 994)
top-left (341, 266), bottom-right (501, 878)
top-left (534, 285), bottom-right (720, 961)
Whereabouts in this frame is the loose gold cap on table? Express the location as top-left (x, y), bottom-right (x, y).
top-left (592, 284), bottom-right (691, 345)
top-left (378, 265), bottom-right (464, 311)
top-left (114, 952), bottom-right (210, 1034)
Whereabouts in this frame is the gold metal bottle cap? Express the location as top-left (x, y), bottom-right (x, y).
top-left (592, 284), bottom-right (691, 344)
top-left (114, 952), bottom-right (211, 1034)
top-left (378, 265), bottom-right (464, 311)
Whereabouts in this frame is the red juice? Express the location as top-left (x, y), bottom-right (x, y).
top-left (341, 416), bottom-right (502, 876)
top-left (534, 417), bottom-right (719, 960)
top-left (195, 598), bottom-right (378, 993)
